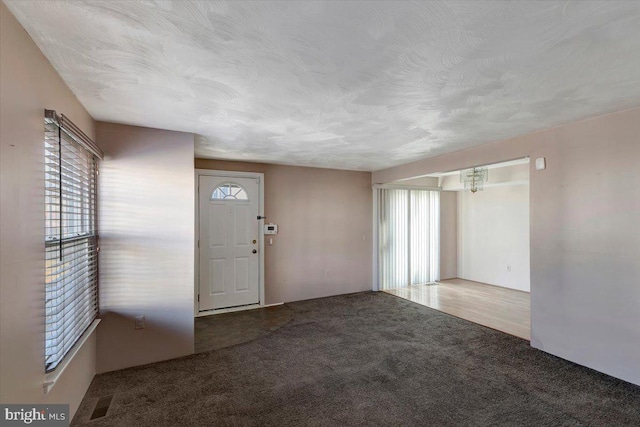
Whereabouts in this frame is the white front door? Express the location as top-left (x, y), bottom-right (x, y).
top-left (199, 175), bottom-right (261, 310)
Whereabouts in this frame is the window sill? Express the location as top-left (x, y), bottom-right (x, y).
top-left (43, 319), bottom-right (101, 394)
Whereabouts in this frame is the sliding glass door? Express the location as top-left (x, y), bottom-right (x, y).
top-left (378, 188), bottom-right (439, 290)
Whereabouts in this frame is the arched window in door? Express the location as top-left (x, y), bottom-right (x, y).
top-left (211, 182), bottom-right (249, 201)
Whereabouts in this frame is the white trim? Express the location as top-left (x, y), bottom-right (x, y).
top-left (439, 180), bottom-right (529, 192)
top-left (194, 169), bottom-right (265, 315)
top-left (392, 156), bottom-right (531, 180)
top-left (470, 180), bottom-right (529, 189)
top-left (43, 318), bottom-right (100, 394)
top-left (373, 183), bottom-right (442, 191)
top-left (195, 302), bottom-right (284, 317)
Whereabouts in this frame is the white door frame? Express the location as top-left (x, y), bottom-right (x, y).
top-left (195, 169), bottom-right (265, 316)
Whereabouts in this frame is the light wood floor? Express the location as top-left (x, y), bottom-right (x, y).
top-left (385, 278), bottom-right (530, 340)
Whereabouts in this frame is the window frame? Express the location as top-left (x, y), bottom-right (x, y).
top-left (210, 182), bottom-right (250, 201)
top-left (44, 110), bottom-right (102, 374)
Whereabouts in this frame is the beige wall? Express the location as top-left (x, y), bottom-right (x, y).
top-left (0, 2), bottom-right (96, 417)
top-left (195, 159), bottom-right (373, 304)
top-left (97, 123), bottom-right (195, 373)
top-left (439, 192), bottom-right (458, 280)
top-left (457, 184), bottom-right (530, 291)
top-left (392, 176), bottom-right (439, 187)
top-left (373, 107), bottom-right (640, 386)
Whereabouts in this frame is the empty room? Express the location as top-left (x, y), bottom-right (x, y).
top-left (1, 1), bottom-right (639, 426)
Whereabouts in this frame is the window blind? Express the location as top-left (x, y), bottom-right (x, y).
top-left (44, 110), bottom-right (101, 372)
top-left (378, 188), bottom-right (440, 291)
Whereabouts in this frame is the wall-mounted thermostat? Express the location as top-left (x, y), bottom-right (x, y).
top-left (264, 223), bottom-right (278, 235)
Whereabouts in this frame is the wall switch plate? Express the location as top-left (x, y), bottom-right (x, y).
top-left (135, 315), bottom-right (145, 329)
top-left (264, 223), bottom-right (278, 234)
top-left (535, 157), bottom-right (546, 170)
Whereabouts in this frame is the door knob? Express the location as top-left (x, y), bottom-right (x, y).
top-left (252, 249), bottom-right (257, 254)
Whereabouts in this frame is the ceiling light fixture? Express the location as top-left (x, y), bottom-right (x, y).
top-left (460, 167), bottom-right (488, 193)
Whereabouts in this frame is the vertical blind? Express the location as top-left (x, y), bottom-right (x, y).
top-left (44, 110), bottom-right (102, 372)
top-left (378, 188), bottom-right (440, 290)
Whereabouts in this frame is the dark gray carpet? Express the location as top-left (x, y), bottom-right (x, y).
top-left (72, 292), bottom-right (640, 426)
top-left (195, 304), bottom-right (293, 353)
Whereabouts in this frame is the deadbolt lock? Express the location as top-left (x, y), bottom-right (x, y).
top-left (252, 239), bottom-right (257, 244)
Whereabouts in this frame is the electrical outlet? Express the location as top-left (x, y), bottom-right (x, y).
top-left (135, 315), bottom-right (145, 329)
top-left (506, 265), bottom-right (512, 272)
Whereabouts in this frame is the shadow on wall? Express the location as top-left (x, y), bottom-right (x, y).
top-left (97, 229), bottom-right (195, 373)
top-left (97, 311), bottom-right (192, 372)
top-left (96, 124), bottom-right (195, 374)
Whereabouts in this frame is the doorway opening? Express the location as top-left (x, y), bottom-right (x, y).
top-left (376, 158), bottom-right (531, 340)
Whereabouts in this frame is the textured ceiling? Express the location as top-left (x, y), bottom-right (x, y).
top-left (6, 1), bottom-right (640, 171)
